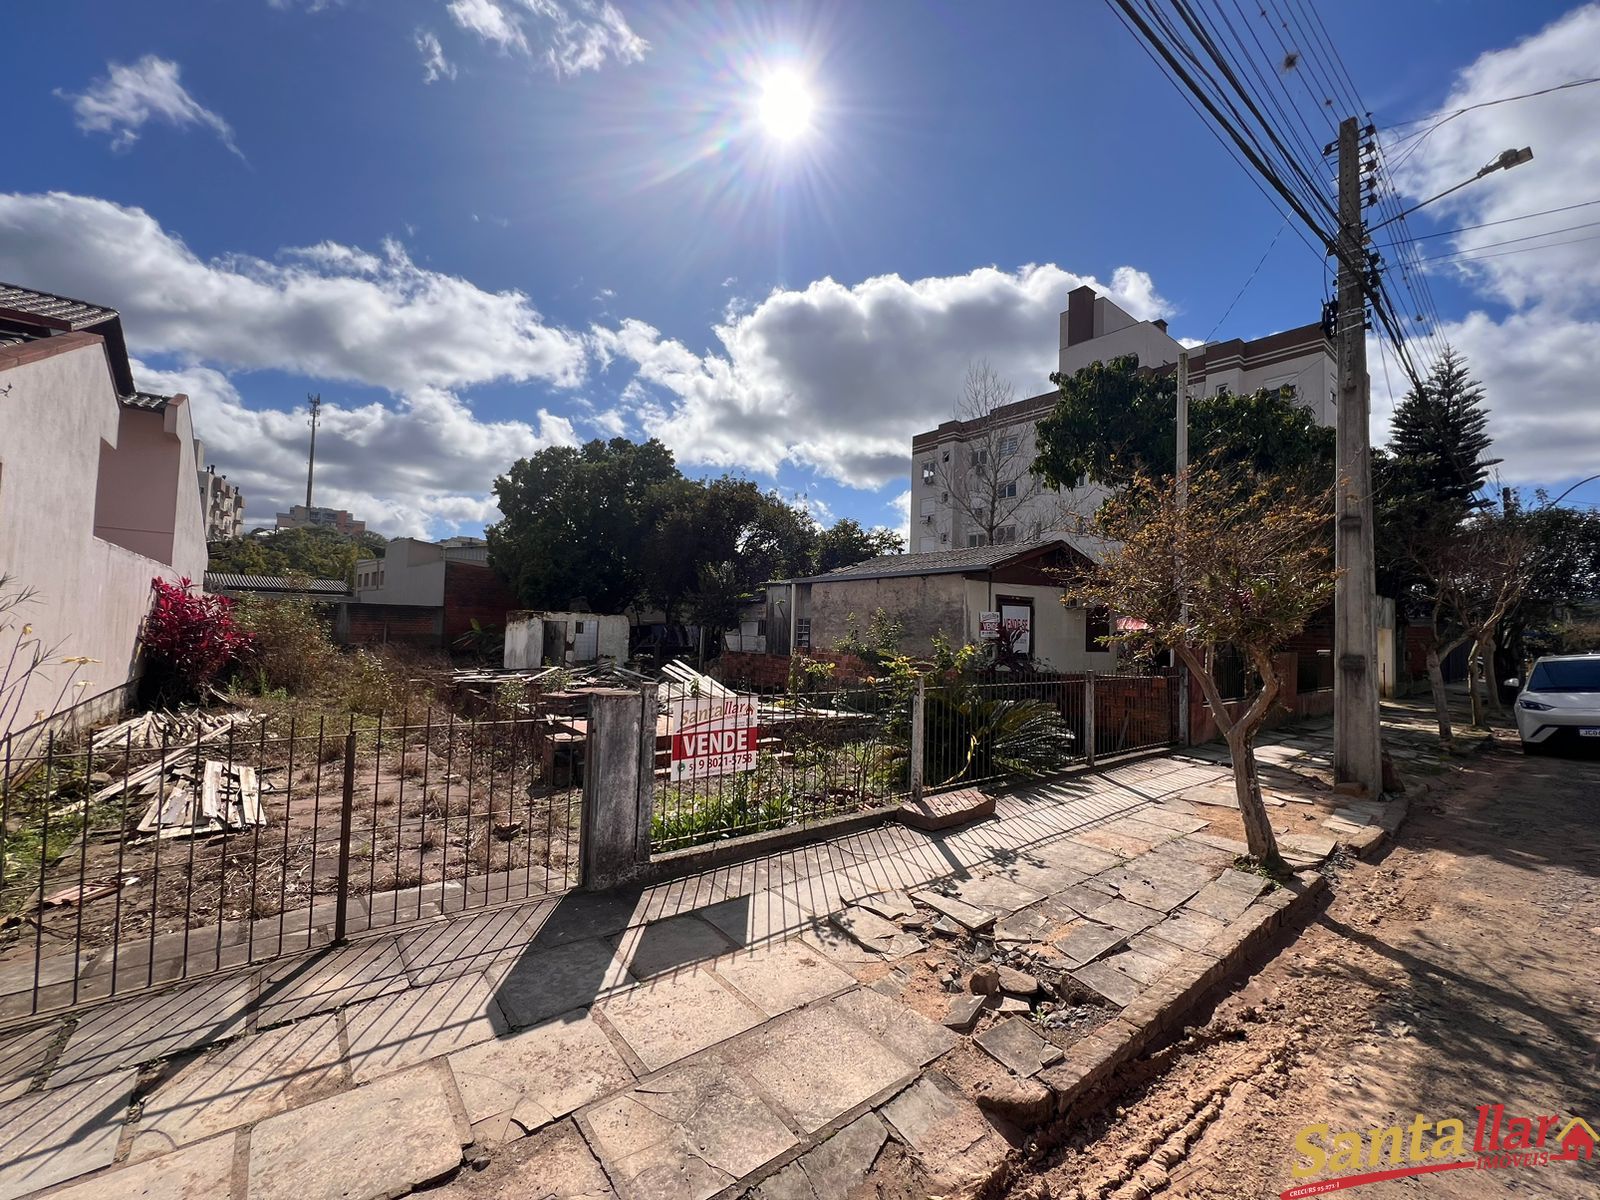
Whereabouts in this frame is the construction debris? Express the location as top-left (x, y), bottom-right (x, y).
top-left (135, 759), bottom-right (266, 838)
top-left (91, 709), bottom-right (245, 753)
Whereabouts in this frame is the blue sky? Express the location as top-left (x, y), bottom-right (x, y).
top-left (4, 0), bottom-right (1599, 538)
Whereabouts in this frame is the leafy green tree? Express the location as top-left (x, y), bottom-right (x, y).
top-left (487, 438), bottom-right (682, 612)
top-left (815, 519), bottom-right (903, 572)
top-left (686, 561), bottom-right (746, 652)
top-left (207, 527), bottom-right (382, 583)
top-left (1032, 355), bottom-right (1333, 493)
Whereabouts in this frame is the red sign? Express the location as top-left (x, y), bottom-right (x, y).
top-left (668, 694), bottom-right (760, 780)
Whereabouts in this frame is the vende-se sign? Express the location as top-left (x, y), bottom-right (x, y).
top-left (668, 694), bottom-right (760, 780)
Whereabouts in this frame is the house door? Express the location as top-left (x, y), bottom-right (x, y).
top-left (572, 619), bottom-right (599, 663)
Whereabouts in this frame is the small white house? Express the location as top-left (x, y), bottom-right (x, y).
top-left (504, 610), bottom-right (630, 668)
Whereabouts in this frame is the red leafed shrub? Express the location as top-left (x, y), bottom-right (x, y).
top-left (140, 577), bottom-right (254, 697)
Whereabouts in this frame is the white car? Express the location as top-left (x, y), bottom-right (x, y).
top-left (1514, 654), bottom-right (1600, 754)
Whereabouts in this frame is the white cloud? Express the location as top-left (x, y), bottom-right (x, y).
top-left (57, 56), bottom-right (242, 159)
top-left (1389, 4), bottom-right (1600, 312)
top-left (416, 29), bottom-right (457, 83)
top-left (136, 361), bottom-right (578, 538)
top-left (0, 192), bottom-right (587, 394)
top-left (1375, 5), bottom-right (1600, 489)
top-left (447, 0), bottom-right (647, 77)
top-left (890, 490), bottom-right (912, 548)
top-left (590, 263), bottom-right (1172, 488)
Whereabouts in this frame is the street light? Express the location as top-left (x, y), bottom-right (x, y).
top-left (1370, 146), bottom-right (1534, 232)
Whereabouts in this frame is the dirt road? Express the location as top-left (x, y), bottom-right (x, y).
top-left (1007, 737), bottom-right (1600, 1199)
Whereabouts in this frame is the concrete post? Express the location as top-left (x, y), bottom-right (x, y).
top-left (1084, 672), bottom-right (1097, 767)
top-left (581, 687), bottom-right (658, 891)
top-left (909, 677), bottom-right (926, 801)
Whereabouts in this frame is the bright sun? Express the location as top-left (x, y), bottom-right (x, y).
top-left (758, 70), bottom-right (814, 142)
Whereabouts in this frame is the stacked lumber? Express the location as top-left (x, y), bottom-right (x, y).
top-left (134, 759), bottom-right (266, 838)
top-left (91, 709), bottom-right (246, 753)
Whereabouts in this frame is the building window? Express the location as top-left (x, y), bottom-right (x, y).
top-left (999, 434), bottom-right (1020, 456)
top-left (795, 618), bottom-right (812, 650)
top-left (993, 525), bottom-right (1018, 545)
top-left (921, 461), bottom-right (935, 485)
top-left (997, 480), bottom-right (1018, 500)
top-left (970, 447), bottom-right (989, 469)
top-left (1085, 606), bottom-right (1112, 652)
top-left (967, 533), bottom-right (988, 548)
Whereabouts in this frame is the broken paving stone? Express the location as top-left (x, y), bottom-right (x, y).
top-left (1071, 960), bottom-right (1143, 1008)
top-left (995, 965), bottom-right (1040, 995)
top-left (1086, 897), bottom-right (1164, 935)
top-left (1053, 922), bottom-right (1129, 969)
top-left (970, 1073), bottom-right (1054, 1125)
top-left (1152, 908), bottom-right (1229, 952)
top-left (974, 1017), bottom-right (1062, 1076)
top-left (943, 994), bottom-right (989, 1032)
top-left (913, 889), bottom-right (997, 933)
top-left (930, 916), bottom-right (963, 937)
top-left (880, 1073), bottom-right (1011, 1193)
top-left (831, 906), bottom-right (926, 958)
top-left (993, 996), bottom-right (1032, 1014)
top-left (1185, 874), bottom-right (1271, 922)
top-left (752, 1113), bottom-right (890, 1200)
top-left (854, 890), bottom-right (917, 922)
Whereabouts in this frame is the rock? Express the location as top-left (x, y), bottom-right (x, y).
top-left (968, 965), bottom-right (1001, 995)
top-left (942, 993), bottom-right (989, 1032)
top-left (972, 1074), bottom-right (1054, 1124)
top-left (995, 966), bottom-right (1040, 996)
top-left (994, 996), bottom-right (1032, 1014)
top-left (89, 771), bottom-right (114, 786)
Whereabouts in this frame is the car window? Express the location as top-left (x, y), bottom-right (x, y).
top-left (1528, 660), bottom-right (1600, 693)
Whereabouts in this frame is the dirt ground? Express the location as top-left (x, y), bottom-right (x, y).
top-left (1004, 734), bottom-right (1600, 1199)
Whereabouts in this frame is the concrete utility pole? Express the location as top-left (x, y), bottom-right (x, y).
top-left (1176, 350), bottom-right (1190, 746)
top-left (304, 393), bottom-right (322, 510)
top-left (1332, 117), bottom-right (1383, 797)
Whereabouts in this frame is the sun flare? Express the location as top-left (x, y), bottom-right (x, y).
top-left (757, 69), bottom-right (815, 142)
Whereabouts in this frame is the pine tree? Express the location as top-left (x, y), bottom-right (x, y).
top-left (1386, 346), bottom-right (1500, 513)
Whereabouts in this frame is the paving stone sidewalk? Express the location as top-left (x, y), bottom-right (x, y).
top-left (0, 716), bottom-right (1411, 1200)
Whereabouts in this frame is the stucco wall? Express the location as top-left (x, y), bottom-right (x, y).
top-left (808, 575), bottom-right (966, 656)
top-left (0, 336), bottom-right (206, 748)
top-left (959, 579), bottom-right (1119, 672)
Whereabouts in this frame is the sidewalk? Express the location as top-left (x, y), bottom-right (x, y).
top-left (0, 716), bottom-right (1418, 1200)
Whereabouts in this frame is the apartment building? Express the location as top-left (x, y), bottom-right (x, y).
top-left (197, 459), bottom-right (245, 541)
top-left (909, 285), bottom-right (1336, 552)
top-left (275, 504), bottom-right (366, 536)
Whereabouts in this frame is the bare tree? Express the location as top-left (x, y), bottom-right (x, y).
top-left (934, 361), bottom-right (1047, 547)
top-left (1069, 464), bottom-right (1337, 867)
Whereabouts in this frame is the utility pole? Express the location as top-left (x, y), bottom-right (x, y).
top-left (304, 393), bottom-right (322, 510)
top-left (1333, 117), bottom-right (1383, 797)
top-left (1175, 350), bottom-right (1190, 746)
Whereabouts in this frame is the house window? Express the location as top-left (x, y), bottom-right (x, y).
top-left (993, 525), bottom-right (1018, 546)
top-left (1085, 606), bottom-right (1112, 652)
top-left (997, 480), bottom-right (1018, 500)
top-left (1214, 382), bottom-right (1231, 397)
top-left (967, 533), bottom-right (988, 548)
top-left (921, 461), bottom-right (936, 485)
top-left (795, 618), bottom-right (811, 650)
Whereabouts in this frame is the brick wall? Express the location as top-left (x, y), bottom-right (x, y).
top-left (711, 649), bottom-right (877, 690)
top-left (442, 562), bottom-right (520, 644)
top-left (338, 603), bottom-right (443, 647)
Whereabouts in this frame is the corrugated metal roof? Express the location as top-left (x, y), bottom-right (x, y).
top-left (204, 573), bottom-right (350, 595)
top-left (0, 283), bottom-right (118, 330)
top-left (804, 538), bottom-right (1064, 583)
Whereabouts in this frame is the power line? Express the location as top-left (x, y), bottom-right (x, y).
top-left (1205, 217), bottom-right (1289, 341)
top-left (1417, 228), bottom-right (1600, 264)
top-left (1380, 196), bottom-right (1600, 243)
top-left (1412, 217), bottom-right (1600, 262)
top-left (1381, 75), bottom-right (1600, 132)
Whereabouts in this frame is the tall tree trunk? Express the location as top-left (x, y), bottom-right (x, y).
top-left (1478, 629), bottom-right (1506, 718)
top-left (1425, 648), bottom-right (1453, 743)
top-left (1467, 650), bottom-right (1487, 730)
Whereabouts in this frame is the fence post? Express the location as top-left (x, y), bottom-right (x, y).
top-left (909, 677), bottom-right (926, 801)
top-left (1084, 672), bottom-right (1097, 768)
top-left (333, 730), bottom-right (357, 944)
top-left (581, 689), bottom-right (653, 891)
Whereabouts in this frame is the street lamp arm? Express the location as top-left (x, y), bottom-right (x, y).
top-left (1369, 147), bottom-right (1533, 233)
top-left (1545, 473), bottom-right (1600, 508)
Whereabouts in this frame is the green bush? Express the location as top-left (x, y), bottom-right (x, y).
top-left (234, 595), bottom-right (337, 694)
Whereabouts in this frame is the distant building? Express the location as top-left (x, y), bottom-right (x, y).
top-left (909, 285), bottom-right (1336, 553)
top-left (342, 536), bottom-right (516, 648)
top-left (0, 281), bottom-right (207, 745)
top-left (197, 457), bottom-right (245, 541)
top-left (275, 504), bottom-right (366, 536)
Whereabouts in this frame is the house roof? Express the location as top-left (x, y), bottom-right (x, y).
top-left (121, 391), bottom-right (173, 412)
top-left (0, 281), bottom-right (135, 396)
top-left (204, 572), bottom-right (350, 596)
top-left (790, 535), bottom-right (1098, 584)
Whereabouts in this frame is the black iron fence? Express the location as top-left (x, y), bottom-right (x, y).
top-left (0, 697), bottom-right (584, 1024)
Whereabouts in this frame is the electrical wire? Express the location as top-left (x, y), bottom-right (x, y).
top-left (1416, 229), bottom-right (1600, 264)
top-left (1205, 218), bottom-right (1289, 342)
top-left (1411, 218), bottom-right (1600, 261)
top-left (1379, 197), bottom-right (1600, 244)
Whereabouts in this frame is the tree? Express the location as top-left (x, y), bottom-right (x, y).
top-left (1069, 464), bottom-right (1337, 866)
top-left (1386, 346), bottom-right (1499, 514)
top-left (207, 527), bottom-right (383, 583)
top-left (935, 361), bottom-right (1048, 545)
top-left (815, 519), bottom-right (903, 572)
top-left (1495, 497), bottom-right (1600, 669)
top-left (1400, 508), bottom-right (1533, 740)
top-left (487, 438), bottom-right (681, 613)
top-left (1033, 355), bottom-right (1334, 495)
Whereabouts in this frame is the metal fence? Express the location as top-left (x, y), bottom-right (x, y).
top-left (0, 697), bottom-right (584, 1024)
top-left (652, 668), bottom-right (1178, 852)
